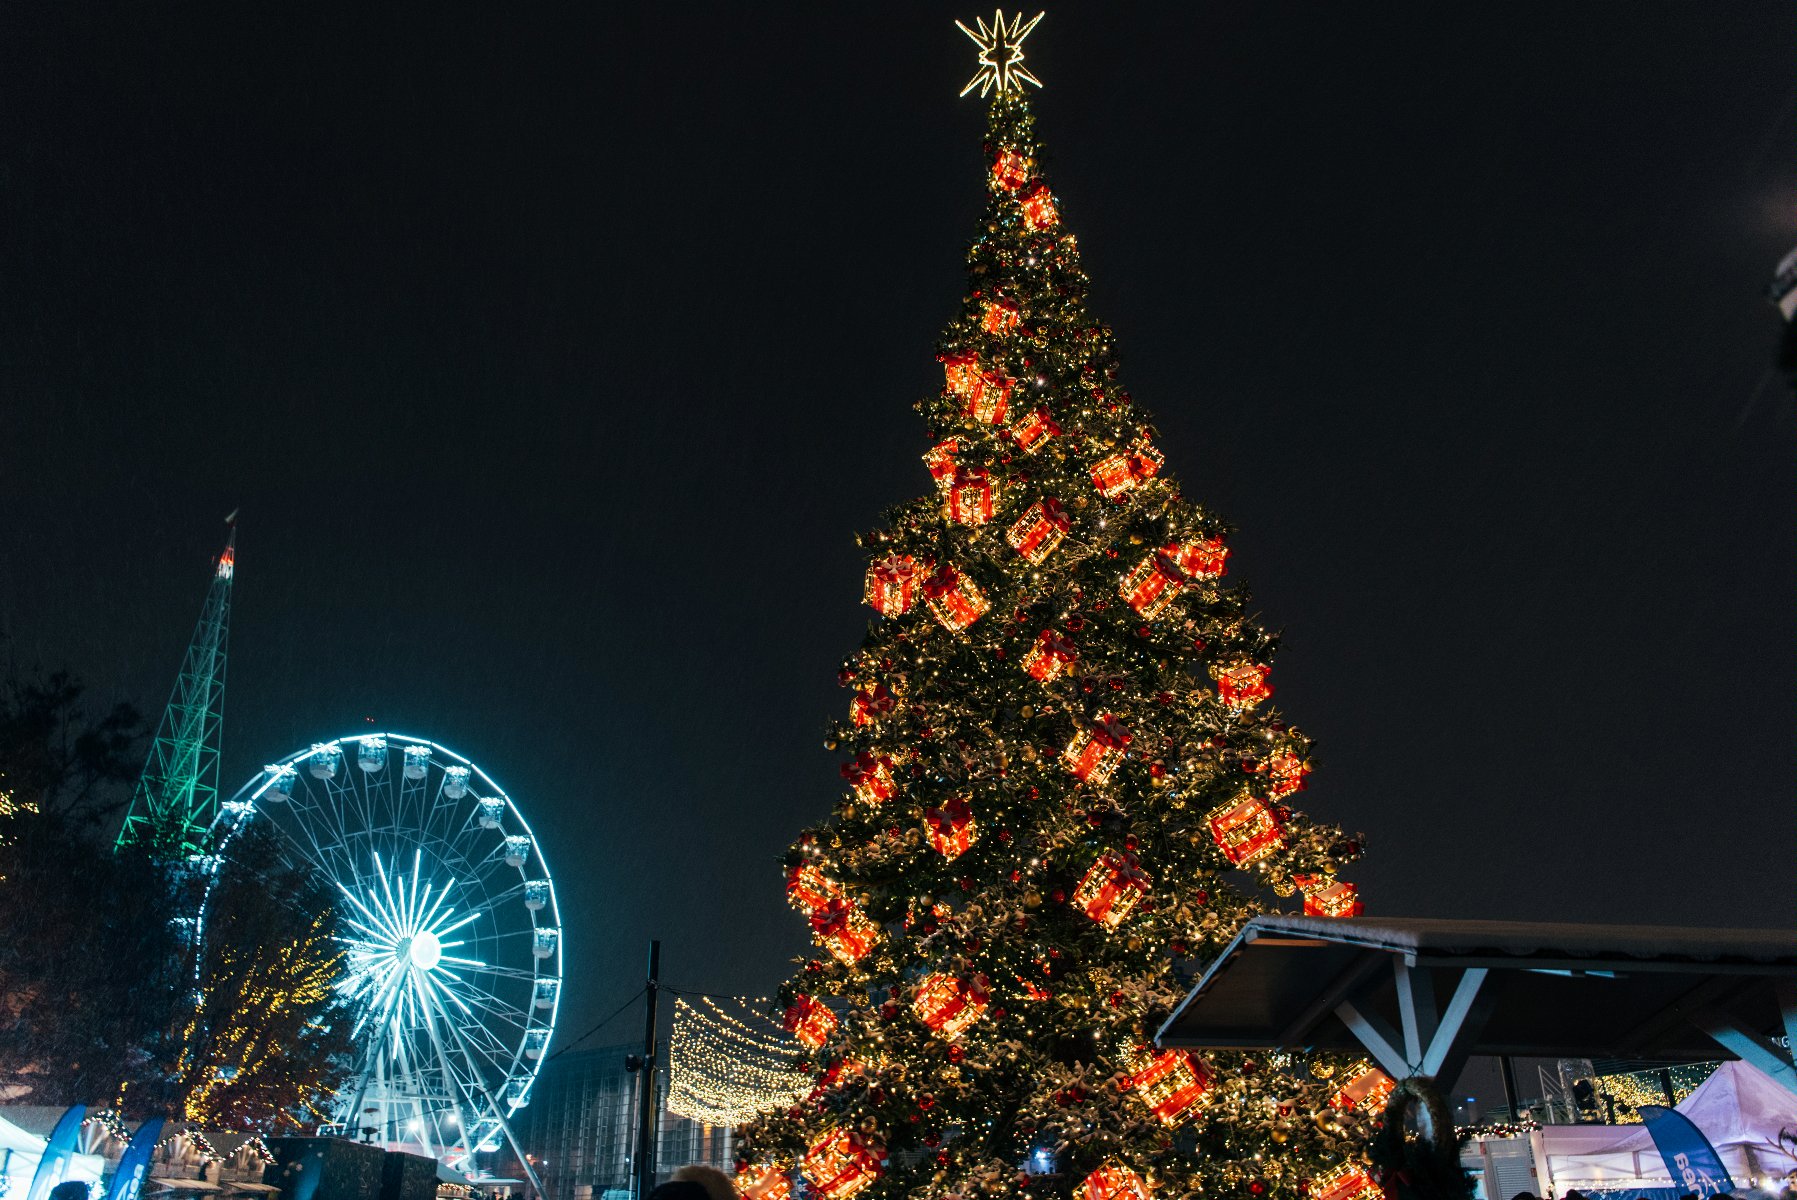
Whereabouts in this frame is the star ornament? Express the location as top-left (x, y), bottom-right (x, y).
top-left (956, 10), bottom-right (1045, 98)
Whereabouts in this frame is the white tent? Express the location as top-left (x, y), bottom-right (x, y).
top-left (0, 1109), bottom-right (107, 1198)
top-left (1528, 1061), bottom-right (1797, 1195)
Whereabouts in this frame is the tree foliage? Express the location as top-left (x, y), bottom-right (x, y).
top-left (738, 95), bottom-right (1373, 1200)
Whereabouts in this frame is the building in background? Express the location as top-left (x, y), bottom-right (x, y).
top-left (510, 1043), bottom-right (733, 1200)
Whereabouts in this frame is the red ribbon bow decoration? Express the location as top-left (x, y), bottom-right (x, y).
top-left (1093, 714), bottom-right (1132, 749)
top-left (870, 554), bottom-right (917, 585)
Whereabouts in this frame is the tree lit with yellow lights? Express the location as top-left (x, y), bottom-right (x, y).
top-left (736, 15), bottom-right (1376, 1200)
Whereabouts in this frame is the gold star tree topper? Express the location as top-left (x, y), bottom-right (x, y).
top-left (956, 10), bottom-right (1045, 98)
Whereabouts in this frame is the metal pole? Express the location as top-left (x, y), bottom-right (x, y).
top-left (1498, 1056), bottom-right (1520, 1121)
top-left (632, 941), bottom-right (662, 1200)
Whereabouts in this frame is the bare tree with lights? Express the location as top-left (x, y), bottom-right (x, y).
top-left (733, 14), bottom-right (1384, 1200)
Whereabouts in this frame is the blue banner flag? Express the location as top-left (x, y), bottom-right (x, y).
top-left (24, 1104), bottom-right (86, 1200)
top-left (1639, 1104), bottom-right (1735, 1198)
top-left (105, 1117), bottom-right (164, 1200)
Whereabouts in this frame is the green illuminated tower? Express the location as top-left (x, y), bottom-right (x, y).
top-left (117, 517), bottom-right (236, 857)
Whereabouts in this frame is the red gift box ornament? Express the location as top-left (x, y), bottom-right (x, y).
top-left (783, 995), bottom-right (839, 1050)
top-left (911, 972), bottom-right (990, 1040)
top-left (1090, 438), bottom-right (1164, 500)
top-left (810, 897), bottom-right (878, 965)
top-left (1062, 713), bottom-right (1130, 785)
top-left (1005, 497), bottom-right (1070, 565)
top-left (923, 796), bottom-right (978, 859)
top-left (1328, 1062), bottom-right (1395, 1113)
top-left (940, 349), bottom-right (982, 399)
top-left (850, 683), bottom-right (897, 728)
top-left (1071, 851), bottom-right (1152, 929)
top-left (923, 438), bottom-right (960, 495)
top-left (1213, 661), bottom-right (1273, 709)
top-left (982, 297), bottom-right (1020, 335)
top-left (1297, 875), bottom-right (1363, 918)
top-left (990, 149), bottom-right (1031, 192)
top-left (802, 1131), bottom-right (883, 1200)
top-left (864, 554), bottom-right (924, 617)
top-left (965, 370), bottom-right (1014, 425)
top-left (1207, 795), bottom-right (1285, 866)
top-left (1166, 535), bottom-right (1228, 580)
top-left (1262, 750), bottom-right (1310, 798)
top-left (737, 1163), bottom-right (793, 1200)
top-left (840, 752), bottom-right (896, 804)
top-left (1120, 553), bottom-right (1184, 619)
top-left (1126, 1046), bottom-right (1213, 1126)
top-left (1020, 629), bottom-right (1077, 682)
top-left (948, 467), bottom-right (996, 526)
top-left (922, 564), bottom-right (990, 632)
top-left (1020, 184), bottom-right (1059, 231)
top-left (785, 863), bottom-right (842, 914)
top-left (1080, 1166), bottom-right (1150, 1200)
top-left (1308, 1164), bottom-right (1382, 1200)
top-left (1007, 407), bottom-right (1060, 455)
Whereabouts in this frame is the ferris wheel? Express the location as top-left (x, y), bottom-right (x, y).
top-left (207, 732), bottom-right (561, 1183)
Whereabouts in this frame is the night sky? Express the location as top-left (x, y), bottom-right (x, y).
top-left (2, 2), bottom-right (1792, 1051)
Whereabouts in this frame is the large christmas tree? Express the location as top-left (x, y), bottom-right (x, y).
top-left (738, 15), bottom-right (1374, 1200)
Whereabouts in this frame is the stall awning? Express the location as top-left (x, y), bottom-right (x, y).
top-left (1156, 916), bottom-right (1797, 1092)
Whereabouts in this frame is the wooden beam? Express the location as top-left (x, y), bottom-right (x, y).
top-left (1336, 996), bottom-right (1411, 1079)
top-left (1422, 968), bottom-right (1494, 1084)
top-left (1690, 1007), bottom-right (1797, 1097)
top-left (1394, 960), bottom-right (1439, 1065)
top-left (1276, 951), bottom-right (1385, 1048)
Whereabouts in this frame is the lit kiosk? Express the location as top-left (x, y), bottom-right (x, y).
top-left (1156, 917), bottom-right (1797, 1190)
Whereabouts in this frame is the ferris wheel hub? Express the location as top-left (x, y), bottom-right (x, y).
top-left (403, 929), bottom-right (442, 971)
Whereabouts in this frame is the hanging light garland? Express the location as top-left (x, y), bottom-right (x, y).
top-left (667, 995), bottom-right (809, 1126)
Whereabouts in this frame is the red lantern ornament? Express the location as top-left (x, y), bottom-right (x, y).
top-left (850, 683), bottom-right (897, 727)
top-left (840, 752), bottom-right (896, 804)
top-left (1070, 851), bottom-right (1151, 929)
top-left (1079, 1166), bottom-right (1150, 1200)
top-left (1297, 875), bottom-right (1363, 918)
top-left (1020, 629), bottom-right (1076, 682)
top-left (1213, 662), bottom-right (1273, 709)
top-left (802, 1131), bottom-right (883, 1200)
top-left (964, 370), bottom-right (1014, 425)
top-left (910, 972), bottom-right (990, 1040)
top-left (1262, 750), bottom-right (1310, 798)
top-left (1328, 1062), bottom-right (1395, 1113)
top-left (1126, 1046), bottom-right (1213, 1126)
top-left (736, 1163), bottom-right (793, 1200)
top-left (1007, 407), bottom-right (1060, 455)
top-left (809, 897), bottom-right (878, 966)
top-left (783, 996), bottom-right (838, 1050)
top-left (923, 438), bottom-right (960, 494)
top-left (940, 349), bottom-right (982, 399)
top-left (990, 149), bottom-right (1030, 192)
top-left (922, 565), bottom-right (990, 632)
top-left (1061, 713), bottom-right (1130, 785)
top-left (948, 467), bottom-right (996, 526)
top-left (785, 864), bottom-right (842, 914)
top-left (1207, 795), bottom-right (1285, 866)
top-left (1308, 1164), bottom-right (1382, 1200)
top-left (1020, 184), bottom-right (1058, 231)
top-left (982, 297), bottom-right (1021, 335)
top-left (864, 554), bottom-right (924, 616)
top-left (1005, 498), bottom-right (1070, 564)
top-left (923, 796), bottom-right (978, 859)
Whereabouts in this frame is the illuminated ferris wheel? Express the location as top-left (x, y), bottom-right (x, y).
top-left (208, 732), bottom-right (561, 1183)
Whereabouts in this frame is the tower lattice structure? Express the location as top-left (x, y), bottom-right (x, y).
top-left (117, 521), bottom-right (236, 857)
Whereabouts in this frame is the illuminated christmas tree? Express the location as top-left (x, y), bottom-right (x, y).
top-left (737, 15), bottom-right (1375, 1200)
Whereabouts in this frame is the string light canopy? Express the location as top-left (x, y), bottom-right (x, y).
top-left (667, 996), bottom-right (810, 1126)
top-left (956, 10), bottom-right (1044, 98)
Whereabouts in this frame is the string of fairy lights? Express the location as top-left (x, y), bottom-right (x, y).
top-left (666, 995), bottom-right (810, 1126)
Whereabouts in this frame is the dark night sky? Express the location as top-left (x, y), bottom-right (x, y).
top-left (2, 2), bottom-right (1793, 1049)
